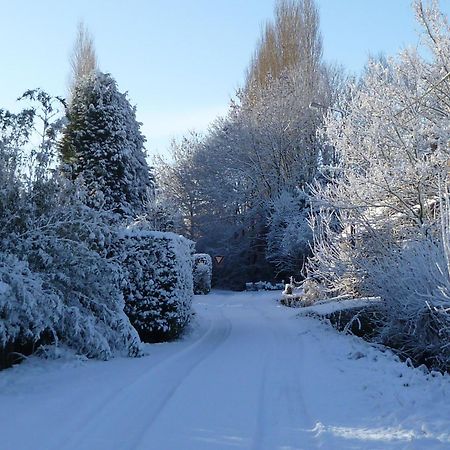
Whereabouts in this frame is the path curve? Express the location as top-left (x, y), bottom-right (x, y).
top-left (1, 291), bottom-right (449, 450)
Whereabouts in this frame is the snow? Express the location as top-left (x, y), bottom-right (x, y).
top-left (0, 281), bottom-right (8, 295)
top-left (117, 229), bottom-right (194, 342)
top-left (0, 291), bottom-right (449, 450)
top-left (297, 296), bottom-right (383, 316)
top-left (193, 253), bottom-right (212, 295)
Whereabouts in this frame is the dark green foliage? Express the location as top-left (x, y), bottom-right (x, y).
top-left (60, 72), bottom-right (155, 218)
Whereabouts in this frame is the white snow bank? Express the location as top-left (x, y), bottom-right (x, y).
top-left (297, 297), bottom-right (383, 316)
top-left (0, 291), bottom-right (448, 450)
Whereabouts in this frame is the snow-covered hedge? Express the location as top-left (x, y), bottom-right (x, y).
top-left (0, 90), bottom-right (144, 368)
top-left (116, 230), bottom-right (194, 342)
top-left (193, 253), bottom-right (212, 295)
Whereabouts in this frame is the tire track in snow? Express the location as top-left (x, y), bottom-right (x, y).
top-left (129, 312), bottom-right (232, 450)
top-left (54, 312), bottom-right (232, 450)
top-left (251, 303), bottom-right (317, 450)
top-left (251, 339), bottom-right (271, 450)
top-left (133, 297), bottom-right (277, 450)
top-left (47, 318), bottom-right (215, 450)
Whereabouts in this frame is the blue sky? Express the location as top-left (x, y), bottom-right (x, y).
top-left (0, 1), bottom-right (448, 155)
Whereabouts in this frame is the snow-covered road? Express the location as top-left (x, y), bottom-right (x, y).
top-left (1, 291), bottom-right (449, 450)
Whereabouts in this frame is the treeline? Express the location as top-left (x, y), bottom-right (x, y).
top-left (156, 0), bottom-right (347, 289)
top-left (158, 0), bottom-right (450, 371)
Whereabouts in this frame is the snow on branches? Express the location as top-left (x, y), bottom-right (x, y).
top-left (307, 0), bottom-right (450, 370)
top-left (193, 253), bottom-right (212, 295)
top-left (61, 72), bottom-right (155, 219)
top-left (115, 229), bottom-right (194, 343)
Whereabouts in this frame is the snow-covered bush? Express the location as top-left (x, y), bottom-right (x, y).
top-left (0, 91), bottom-right (142, 365)
top-left (359, 236), bottom-right (450, 371)
top-left (193, 253), bottom-right (212, 295)
top-left (355, 190), bottom-right (450, 371)
top-left (306, 1), bottom-right (450, 370)
top-left (306, 206), bottom-right (360, 297)
top-left (281, 277), bottom-right (324, 307)
top-left (9, 179), bottom-right (143, 360)
top-left (0, 206), bottom-right (143, 364)
top-left (0, 253), bottom-right (61, 368)
top-left (115, 229), bottom-right (194, 342)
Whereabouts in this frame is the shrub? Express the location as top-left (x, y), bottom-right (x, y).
top-left (193, 253), bottom-right (212, 295)
top-left (359, 237), bottom-right (450, 371)
top-left (0, 254), bottom-right (61, 369)
top-left (0, 241), bottom-right (142, 369)
top-left (116, 229), bottom-right (194, 342)
top-left (12, 178), bottom-right (144, 360)
top-left (0, 89), bottom-right (149, 367)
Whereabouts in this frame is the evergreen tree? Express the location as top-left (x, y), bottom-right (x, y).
top-left (61, 72), bottom-right (155, 219)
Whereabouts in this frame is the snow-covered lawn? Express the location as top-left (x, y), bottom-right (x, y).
top-left (0, 291), bottom-right (449, 450)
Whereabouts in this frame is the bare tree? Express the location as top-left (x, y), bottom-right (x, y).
top-left (245, 0), bottom-right (323, 97)
top-left (68, 21), bottom-right (98, 99)
top-left (154, 133), bottom-right (206, 240)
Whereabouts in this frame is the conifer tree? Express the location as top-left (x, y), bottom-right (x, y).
top-left (61, 72), bottom-right (155, 218)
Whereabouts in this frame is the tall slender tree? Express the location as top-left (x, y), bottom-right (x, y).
top-left (68, 22), bottom-right (98, 100)
top-left (245, 0), bottom-right (323, 99)
top-left (61, 20), bottom-right (154, 219)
